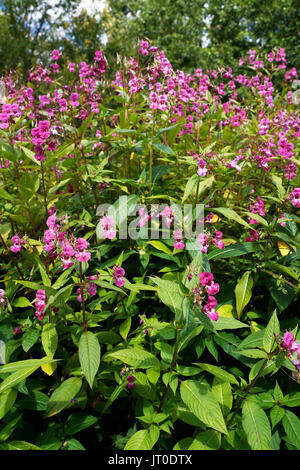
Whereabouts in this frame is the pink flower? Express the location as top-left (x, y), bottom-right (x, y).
top-left (173, 230), bottom-right (185, 250)
top-left (113, 265), bottom-right (126, 287)
top-left (70, 92), bottom-right (79, 107)
top-left (290, 188), bottom-right (300, 208)
top-left (51, 49), bottom-right (60, 61)
top-left (75, 250), bottom-right (91, 263)
top-left (281, 331), bottom-right (295, 350)
top-left (197, 233), bottom-right (209, 253)
top-left (160, 206), bottom-right (174, 228)
top-left (101, 216), bottom-right (116, 239)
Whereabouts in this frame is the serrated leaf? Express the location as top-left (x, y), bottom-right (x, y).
top-left (0, 366), bottom-right (39, 393)
top-left (0, 388), bottom-right (18, 419)
top-left (207, 242), bottom-right (261, 260)
top-left (189, 430), bottom-right (221, 450)
top-left (105, 348), bottom-right (160, 369)
top-left (235, 271), bottom-right (253, 319)
top-left (119, 317), bottom-right (131, 340)
top-left (146, 240), bottom-right (172, 254)
top-left (0, 357), bottom-right (57, 373)
top-left (270, 405), bottom-right (285, 429)
top-left (180, 380), bottom-right (228, 434)
top-left (194, 363), bottom-right (239, 385)
top-left (212, 207), bottom-right (252, 229)
top-left (46, 377), bottom-right (82, 417)
top-left (242, 400), bottom-right (271, 450)
top-left (65, 413), bottom-right (98, 435)
top-left (41, 323), bottom-right (58, 357)
top-left (211, 377), bottom-right (233, 416)
top-left (124, 426), bottom-right (159, 450)
top-left (22, 329), bottom-right (40, 352)
top-left (282, 410), bottom-right (300, 449)
top-left (263, 310), bottom-right (280, 353)
top-left (78, 331), bottom-right (101, 388)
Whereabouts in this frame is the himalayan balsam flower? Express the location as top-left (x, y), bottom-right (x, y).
top-left (35, 289), bottom-right (47, 321)
top-left (173, 230), bottom-right (185, 250)
top-left (100, 216), bottom-right (116, 239)
top-left (281, 331), bottom-right (300, 371)
top-left (0, 289), bottom-right (6, 308)
top-left (290, 188), bottom-right (300, 208)
top-left (10, 235), bottom-right (25, 253)
top-left (113, 265), bottom-right (126, 288)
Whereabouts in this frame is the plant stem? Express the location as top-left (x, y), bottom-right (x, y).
top-left (149, 111), bottom-right (156, 195)
top-left (157, 322), bottom-right (182, 413)
top-left (79, 263), bottom-right (87, 332)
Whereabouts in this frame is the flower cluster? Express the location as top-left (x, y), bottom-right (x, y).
top-left (10, 235), bottom-right (26, 253)
top-left (113, 265), bottom-right (126, 288)
top-left (34, 289), bottom-right (47, 321)
top-left (249, 197), bottom-right (265, 224)
top-left (197, 230), bottom-right (225, 253)
top-left (188, 271), bottom-right (220, 322)
top-left (280, 331), bottom-right (300, 371)
top-left (43, 211), bottom-right (91, 267)
top-left (77, 275), bottom-right (98, 302)
top-left (0, 289), bottom-right (6, 309)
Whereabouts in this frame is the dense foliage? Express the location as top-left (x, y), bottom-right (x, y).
top-left (0, 42), bottom-right (299, 451)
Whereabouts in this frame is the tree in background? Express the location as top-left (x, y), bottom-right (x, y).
top-left (0, 0), bottom-right (299, 79)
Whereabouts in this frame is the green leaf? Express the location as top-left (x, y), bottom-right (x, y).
top-left (150, 277), bottom-right (183, 320)
top-left (189, 430), bottom-right (221, 450)
top-left (19, 145), bottom-right (40, 166)
top-left (282, 410), bottom-right (300, 449)
top-left (65, 438), bottom-right (85, 450)
top-left (52, 142), bottom-right (75, 160)
top-left (242, 400), bottom-right (271, 450)
top-left (270, 405), bottom-right (285, 429)
top-left (211, 377), bottom-right (233, 416)
top-left (0, 441), bottom-right (41, 450)
top-left (0, 388), bottom-right (18, 419)
top-left (207, 242), bottom-right (260, 260)
top-left (281, 392), bottom-right (300, 408)
top-left (194, 363), bottom-right (239, 385)
top-left (65, 413), bottom-right (98, 435)
top-left (0, 366), bottom-right (39, 393)
top-left (0, 357), bottom-right (57, 373)
top-left (119, 317), bottom-right (131, 340)
top-left (146, 240), bottom-right (172, 254)
top-left (183, 175), bottom-right (214, 202)
top-left (153, 142), bottom-right (175, 155)
top-left (38, 264), bottom-right (51, 287)
top-left (12, 297), bottom-right (32, 308)
top-left (212, 207), bottom-right (252, 229)
top-left (214, 317), bottom-right (248, 330)
top-left (22, 329), bottom-right (40, 352)
top-left (271, 175), bottom-right (285, 199)
top-left (180, 380), bottom-right (228, 434)
top-left (105, 348), bottom-right (160, 369)
top-left (46, 377), bottom-right (82, 417)
top-left (17, 391), bottom-right (49, 411)
top-left (124, 426), bottom-right (159, 450)
top-left (237, 329), bottom-right (265, 350)
top-left (41, 324), bottom-right (58, 357)
top-left (78, 331), bottom-right (101, 388)
top-left (235, 271), bottom-right (253, 319)
top-left (263, 310), bottom-right (280, 353)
